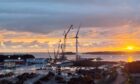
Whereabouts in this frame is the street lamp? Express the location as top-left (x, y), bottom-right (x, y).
top-left (8, 56), bottom-right (11, 59)
top-left (18, 57), bottom-right (21, 60)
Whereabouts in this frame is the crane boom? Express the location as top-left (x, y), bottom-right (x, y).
top-left (65, 25), bottom-right (73, 38)
top-left (76, 24), bottom-right (81, 37)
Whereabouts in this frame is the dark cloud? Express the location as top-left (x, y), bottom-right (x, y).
top-left (0, 0), bottom-right (140, 33)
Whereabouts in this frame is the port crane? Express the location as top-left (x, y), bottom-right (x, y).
top-left (75, 24), bottom-right (81, 61)
top-left (56, 40), bottom-right (61, 59)
top-left (60, 25), bottom-right (73, 60)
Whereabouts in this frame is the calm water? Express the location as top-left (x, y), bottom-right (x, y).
top-left (31, 53), bottom-right (140, 62)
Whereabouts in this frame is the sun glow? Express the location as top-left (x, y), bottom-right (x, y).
top-left (126, 46), bottom-right (134, 51)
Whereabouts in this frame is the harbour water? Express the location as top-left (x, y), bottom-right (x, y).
top-left (31, 53), bottom-right (140, 62)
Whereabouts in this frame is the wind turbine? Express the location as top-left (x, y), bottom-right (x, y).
top-left (75, 24), bottom-right (81, 61)
top-left (61, 25), bottom-right (73, 60)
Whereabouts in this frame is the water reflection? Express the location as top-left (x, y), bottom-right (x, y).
top-left (127, 55), bottom-right (134, 62)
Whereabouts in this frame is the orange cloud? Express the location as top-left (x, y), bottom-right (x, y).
top-left (0, 25), bottom-right (140, 53)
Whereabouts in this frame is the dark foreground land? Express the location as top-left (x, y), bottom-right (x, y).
top-left (0, 59), bottom-right (119, 84)
top-left (124, 61), bottom-right (140, 84)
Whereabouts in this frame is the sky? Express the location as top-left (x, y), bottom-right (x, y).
top-left (0, 0), bottom-right (140, 52)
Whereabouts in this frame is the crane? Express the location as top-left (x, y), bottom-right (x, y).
top-left (47, 49), bottom-right (52, 63)
top-left (56, 40), bottom-right (61, 59)
top-left (61, 25), bottom-right (73, 60)
top-left (54, 48), bottom-right (57, 61)
top-left (75, 24), bottom-right (81, 61)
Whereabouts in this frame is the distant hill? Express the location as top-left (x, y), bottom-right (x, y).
top-left (63, 52), bottom-right (75, 55)
top-left (58, 51), bottom-right (140, 55)
top-left (57, 51), bottom-right (140, 55)
top-left (83, 51), bottom-right (140, 55)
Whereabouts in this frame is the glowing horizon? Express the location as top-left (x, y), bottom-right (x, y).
top-left (0, 27), bottom-right (140, 53)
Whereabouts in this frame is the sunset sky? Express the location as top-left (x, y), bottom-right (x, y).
top-left (0, 0), bottom-right (140, 52)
